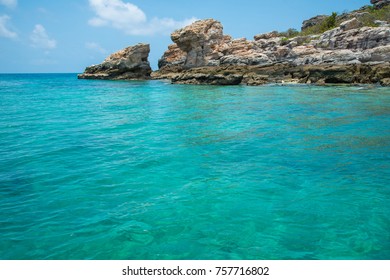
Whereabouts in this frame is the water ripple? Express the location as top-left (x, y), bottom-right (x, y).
top-left (0, 74), bottom-right (390, 259)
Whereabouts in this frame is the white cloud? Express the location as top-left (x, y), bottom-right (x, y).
top-left (0, 15), bottom-right (17, 38)
top-left (85, 42), bottom-right (107, 54)
top-left (88, 0), bottom-right (197, 35)
top-left (30, 24), bottom-right (57, 49)
top-left (0, 0), bottom-right (17, 9)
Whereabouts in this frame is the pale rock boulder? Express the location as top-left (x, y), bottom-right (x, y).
top-left (340, 18), bottom-right (362, 31)
top-left (321, 50), bottom-right (364, 64)
top-left (254, 31), bottom-right (279, 40)
top-left (78, 43), bottom-right (152, 80)
top-left (171, 19), bottom-right (225, 68)
top-left (374, 20), bottom-right (390, 27)
top-left (287, 45), bottom-right (322, 65)
top-left (220, 38), bottom-right (272, 66)
top-left (365, 45), bottom-right (390, 62)
top-left (253, 37), bottom-right (282, 51)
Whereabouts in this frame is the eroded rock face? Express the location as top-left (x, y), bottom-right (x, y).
top-left (371, 0), bottom-right (390, 8)
top-left (155, 15), bottom-right (390, 85)
top-left (158, 17), bottom-right (390, 71)
top-left (301, 15), bottom-right (328, 31)
top-left (158, 44), bottom-right (186, 69)
top-left (164, 63), bottom-right (390, 86)
top-left (172, 70), bottom-right (243, 85)
top-left (171, 19), bottom-right (225, 68)
top-left (314, 24), bottom-right (390, 50)
top-left (78, 43), bottom-right (152, 80)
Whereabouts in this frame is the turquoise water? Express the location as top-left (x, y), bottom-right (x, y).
top-left (0, 74), bottom-right (389, 260)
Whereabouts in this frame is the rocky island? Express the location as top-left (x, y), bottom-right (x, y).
top-left (78, 43), bottom-right (152, 80)
top-left (79, 0), bottom-right (390, 86)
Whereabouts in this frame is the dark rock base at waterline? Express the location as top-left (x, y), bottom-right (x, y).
top-left (152, 63), bottom-right (390, 86)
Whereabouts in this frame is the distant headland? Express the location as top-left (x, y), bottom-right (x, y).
top-left (78, 0), bottom-right (390, 86)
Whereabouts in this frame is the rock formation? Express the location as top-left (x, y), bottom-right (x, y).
top-left (80, 1), bottom-right (390, 86)
top-left (154, 6), bottom-right (390, 86)
top-left (78, 43), bottom-right (152, 80)
top-left (157, 44), bottom-right (186, 69)
top-left (169, 19), bottom-right (226, 68)
top-left (371, 0), bottom-right (390, 8)
top-left (301, 15), bottom-right (328, 31)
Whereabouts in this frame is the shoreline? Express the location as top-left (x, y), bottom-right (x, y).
top-left (78, 75), bottom-right (387, 89)
top-left (151, 63), bottom-right (390, 86)
top-left (78, 2), bottom-right (390, 87)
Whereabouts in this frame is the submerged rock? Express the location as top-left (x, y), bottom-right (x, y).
top-left (78, 43), bottom-right (152, 80)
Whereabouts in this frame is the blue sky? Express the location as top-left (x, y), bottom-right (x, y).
top-left (0, 0), bottom-right (370, 73)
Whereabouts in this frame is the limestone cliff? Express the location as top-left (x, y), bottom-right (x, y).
top-left (78, 43), bottom-right (152, 80)
top-left (154, 4), bottom-right (390, 86)
top-left (79, 1), bottom-right (390, 86)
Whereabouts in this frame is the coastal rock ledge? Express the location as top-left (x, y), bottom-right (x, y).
top-left (79, 1), bottom-right (390, 86)
top-left (153, 17), bottom-right (390, 86)
top-left (78, 43), bottom-right (152, 80)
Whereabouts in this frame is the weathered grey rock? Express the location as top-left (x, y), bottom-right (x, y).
top-left (381, 78), bottom-right (390, 86)
top-left (171, 19), bottom-right (225, 68)
top-left (315, 26), bottom-right (390, 50)
top-left (165, 62), bottom-right (390, 86)
top-left (78, 43), bottom-right (151, 80)
top-left (158, 44), bottom-right (186, 69)
top-left (171, 69), bottom-right (243, 85)
top-left (340, 18), bottom-right (362, 31)
top-left (155, 2), bottom-right (390, 86)
top-left (169, 63), bottom-right (389, 85)
top-left (365, 45), bottom-right (390, 62)
top-left (337, 9), bottom-right (370, 24)
top-left (375, 20), bottom-right (390, 27)
top-left (371, 0), bottom-right (390, 8)
top-left (301, 15), bottom-right (328, 31)
top-left (253, 37), bottom-right (282, 51)
top-left (244, 74), bottom-right (269, 86)
top-left (254, 31), bottom-right (279, 41)
top-left (220, 38), bottom-right (274, 66)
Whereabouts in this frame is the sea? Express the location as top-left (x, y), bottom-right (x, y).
top-left (0, 73), bottom-right (389, 260)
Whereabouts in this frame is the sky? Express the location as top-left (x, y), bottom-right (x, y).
top-left (0, 0), bottom-right (371, 73)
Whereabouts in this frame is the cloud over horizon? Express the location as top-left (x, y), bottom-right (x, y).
top-left (30, 24), bottom-right (57, 49)
top-left (0, 15), bottom-right (17, 38)
top-left (88, 0), bottom-right (197, 35)
top-left (0, 0), bottom-right (17, 9)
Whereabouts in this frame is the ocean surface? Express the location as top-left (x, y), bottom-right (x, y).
top-left (0, 73), bottom-right (389, 260)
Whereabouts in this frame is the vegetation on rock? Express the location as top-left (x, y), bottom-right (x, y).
top-left (279, 4), bottom-right (389, 38)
